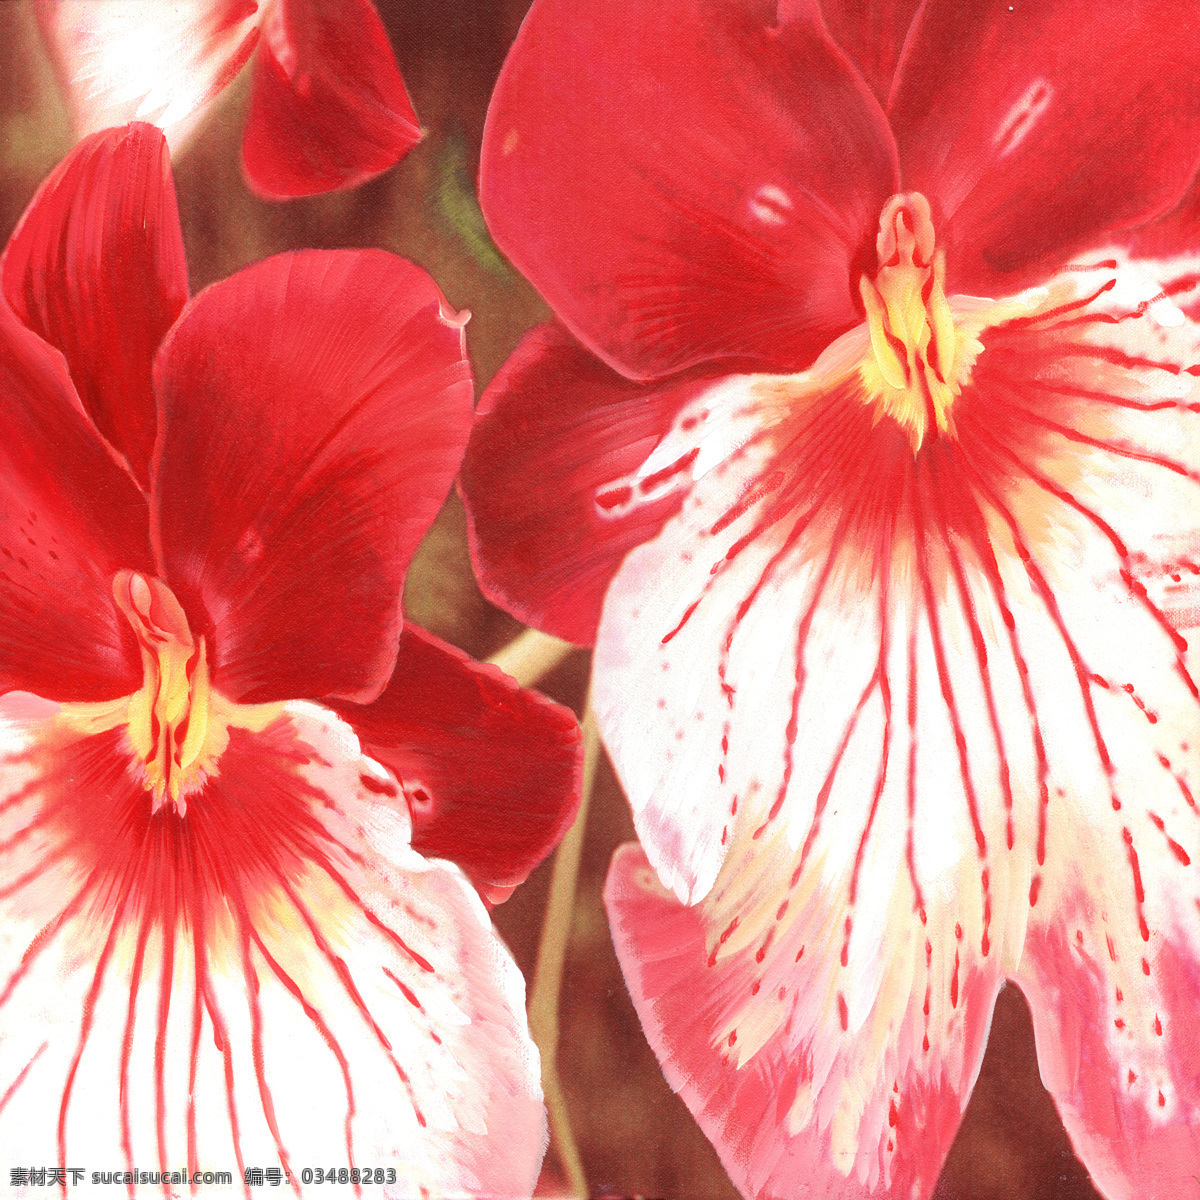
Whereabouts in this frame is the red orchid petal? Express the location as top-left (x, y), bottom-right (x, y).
top-left (332, 623), bottom-right (582, 904)
top-left (480, 0), bottom-right (899, 383)
top-left (2, 124), bottom-right (188, 490)
top-left (808, 0), bottom-right (923, 107)
top-left (1124, 179), bottom-right (1200, 275)
top-left (0, 699), bottom-right (546, 1194)
top-left (152, 250), bottom-right (473, 706)
top-left (597, 258), bottom-right (1200, 1192)
top-left (242, 0), bottom-right (420, 200)
top-left (891, 0), bottom-right (1200, 296)
top-left (460, 324), bottom-right (709, 646)
top-left (36, 0), bottom-right (262, 149)
top-left (0, 301), bottom-right (152, 703)
top-left (606, 843), bottom-right (1003, 1200)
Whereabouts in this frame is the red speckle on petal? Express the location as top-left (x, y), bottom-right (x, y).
top-left (1029, 875), bottom-right (1042, 906)
top-left (837, 992), bottom-right (848, 1031)
top-left (1159, 1091), bottom-right (1166, 1107)
top-left (1154, 1014), bottom-right (1163, 1036)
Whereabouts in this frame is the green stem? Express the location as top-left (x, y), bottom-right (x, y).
top-left (528, 698), bottom-right (601, 1198)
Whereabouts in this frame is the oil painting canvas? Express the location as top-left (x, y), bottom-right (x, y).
top-left (0, 2), bottom-right (1198, 1198)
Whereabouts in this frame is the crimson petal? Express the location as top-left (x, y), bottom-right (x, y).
top-left (810, 0), bottom-right (923, 107)
top-left (333, 623), bottom-right (582, 905)
top-left (0, 301), bottom-right (152, 702)
top-left (891, 0), bottom-right (1200, 296)
top-left (2, 124), bottom-right (188, 490)
top-left (241, 0), bottom-right (420, 199)
top-left (461, 324), bottom-right (709, 646)
top-left (152, 250), bottom-right (473, 705)
top-left (480, 0), bottom-right (899, 382)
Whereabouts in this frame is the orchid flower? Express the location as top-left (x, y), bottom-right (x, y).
top-left (460, 1), bottom-right (1200, 1196)
top-left (0, 122), bottom-right (581, 1195)
top-left (34, 0), bottom-right (420, 198)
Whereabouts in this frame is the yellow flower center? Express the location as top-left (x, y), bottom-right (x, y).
top-left (69, 571), bottom-right (283, 818)
top-left (858, 192), bottom-right (966, 453)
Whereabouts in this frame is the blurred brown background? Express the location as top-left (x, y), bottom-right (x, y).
top-left (0, 2), bottom-right (1107, 1196)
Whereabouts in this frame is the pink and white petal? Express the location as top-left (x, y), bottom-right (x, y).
top-left (0, 698), bottom-right (546, 1197)
top-left (811, 0), bottom-right (923, 107)
top-left (241, 0), bottom-right (420, 199)
top-left (460, 323), bottom-right (712, 646)
top-left (606, 832), bottom-right (1006, 1200)
top-left (959, 262), bottom-right (1200, 1196)
top-left (0, 301), bottom-right (152, 703)
top-left (890, 0), bottom-right (1200, 297)
top-left (2, 123), bottom-right (188, 489)
top-left (596, 263), bottom-right (1200, 1194)
top-left (152, 250), bottom-right (474, 707)
top-left (35, 0), bottom-right (262, 148)
top-left (480, 0), bottom-right (899, 382)
top-left (331, 623), bottom-right (583, 905)
top-left (1017, 888), bottom-right (1200, 1199)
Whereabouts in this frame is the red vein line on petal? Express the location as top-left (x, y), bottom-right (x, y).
top-left (250, 926), bottom-right (358, 1182)
top-left (0, 1043), bottom-right (48, 1118)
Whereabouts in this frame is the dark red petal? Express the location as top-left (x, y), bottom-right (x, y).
top-left (891, 0), bottom-right (1200, 295)
top-left (241, 0), bottom-right (420, 199)
top-left (460, 324), bottom-right (708, 646)
top-left (1, 124), bottom-right (188, 490)
top-left (480, 0), bottom-right (899, 382)
top-left (332, 623), bottom-right (582, 903)
top-left (0, 301), bottom-right (153, 702)
top-left (810, 0), bottom-right (923, 106)
top-left (152, 250), bottom-right (473, 705)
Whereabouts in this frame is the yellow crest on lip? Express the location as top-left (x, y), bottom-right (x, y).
top-left (858, 192), bottom-right (962, 453)
top-left (113, 571), bottom-right (211, 816)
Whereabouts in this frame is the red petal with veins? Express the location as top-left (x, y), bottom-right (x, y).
top-left (333, 623), bottom-right (582, 904)
top-left (152, 250), bottom-right (473, 706)
top-left (0, 699), bottom-right (546, 1195)
top-left (891, 0), bottom-right (1200, 296)
top-left (0, 301), bottom-right (152, 702)
top-left (36, 0), bottom-right (262, 150)
top-left (2, 124), bottom-right (188, 489)
top-left (809, 0), bottom-right (923, 107)
top-left (480, 0), bottom-right (899, 382)
top-left (241, 0), bottom-right (420, 199)
top-left (461, 323), bottom-right (710, 646)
